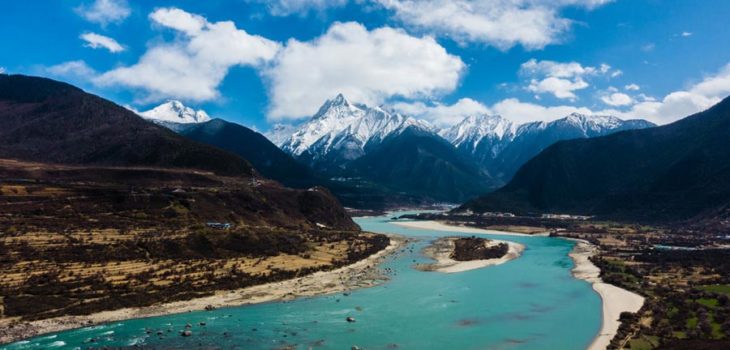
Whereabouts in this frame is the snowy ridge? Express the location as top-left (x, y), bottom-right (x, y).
top-left (140, 100), bottom-right (211, 124)
top-left (281, 94), bottom-right (434, 161)
top-left (517, 113), bottom-right (625, 136)
top-left (440, 114), bottom-right (516, 149)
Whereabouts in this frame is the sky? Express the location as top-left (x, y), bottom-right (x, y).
top-left (2, 0), bottom-right (730, 131)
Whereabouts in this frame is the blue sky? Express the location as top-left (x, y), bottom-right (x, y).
top-left (2, 0), bottom-right (730, 130)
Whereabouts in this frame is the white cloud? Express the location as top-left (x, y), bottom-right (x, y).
top-left (80, 32), bottom-right (124, 53)
top-left (263, 22), bottom-right (465, 120)
top-left (641, 43), bottom-right (655, 52)
top-left (520, 59), bottom-right (618, 100)
top-left (0, 67), bottom-right (5, 74)
top-left (620, 63), bottom-right (730, 124)
top-left (625, 83), bottom-right (640, 91)
top-left (681, 31), bottom-right (692, 37)
top-left (392, 96), bottom-right (592, 125)
top-left (396, 62), bottom-right (730, 127)
top-left (46, 60), bottom-right (97, 79)
top-left (528, 77), bottom-right (588, 100)
top-left (490, 98), bottom-right (594, 124)
top-left (254, 0), bottom-right (348, 16)
top-left (392, 98), bottom-right (489, 126)
top-left (375, 0), bottom-right (613, 50)
top-left (95, 8), bottom-right (281, 103)
top-left (75, 0), bottom-right (130, 25)
top-left (601, 92), bottom-right (633, 106)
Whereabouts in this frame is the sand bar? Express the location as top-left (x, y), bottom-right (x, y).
top-left (393, 220), bottom-right (549, 237)
top-left (416, 236), bottom-right (524, 273)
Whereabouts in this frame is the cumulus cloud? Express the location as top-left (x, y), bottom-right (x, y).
top-left (520, 59), bottom-right (618, 100)
top-left (493, 62), bottom-right (730, 125)
top-left (389, 62), bottom-right (730, 127)
top-left (625, 83), bottom-right (640, 91)
top-left (528, 77), bottom-right (588, 100)
top-left (620, 63), bottom-right (730, 124)
top-left (392, 98), bottom-right (489, 126)
top-left (681, 31), bottom-right (692, 37)
top-left (0, 67), bottom-right (5, 74)
top-left (263, 22), bottom-right (465, 120)
top-left (375, 0), bottom-right (613, 50)
top-left (75, 0), bottom-right (131, 25)
top-left (252, 0), bottom-right (348, 16)
top-left (95, 8), bottom-right (281, 102)
top-left (80, 32), bottom-right (124, 53)
top-left (601, 92), bottom-right (633, 106)
top-left (46, 60), bottom-right (97, 79)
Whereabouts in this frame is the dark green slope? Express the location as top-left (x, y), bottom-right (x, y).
top-left (348, 126), bottom-right (493, 203)
top-left (461, 96), bottom-right (730, 221)
top-left (0, 74), bottom-right (252, 176)
top-left (177, 119), bottom-right (322, 188)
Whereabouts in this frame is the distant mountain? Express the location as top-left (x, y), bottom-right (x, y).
top-left (0, 74), bottom-right (251, 176)
top-left (140, 100), bottom-right (211, 124)
top-left (441, 113), bottom-right (655, 182)
top-left (460, 96), bottom-right (730, 222)
top-left (175, 118), bottom-right (322, 188)
top-left (275, 94), bottom-right (491, 203)
top-left (439, 114), bottom-right (516, 170)
top-left (266, 123), bottom-right (299, 146)
top-left (280, 94), bottom-right (435, 172)
top-left (347, 126), bottom-right (492, 202)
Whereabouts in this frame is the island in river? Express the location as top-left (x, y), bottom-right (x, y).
top-left (415, 235), bottom-right (524, 273)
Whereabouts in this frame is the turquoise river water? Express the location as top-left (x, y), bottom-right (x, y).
top-left (2, 212), bottom-right (602, 350)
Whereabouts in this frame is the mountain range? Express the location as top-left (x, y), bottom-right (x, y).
top-left (263, 94), bottom-right (654, 203)
top-left (441, 113), bottom-right (655, 181)
top-left (139, 94), bottom-right (655, 205)
top-left (461, 95), bottom-right (730, 222)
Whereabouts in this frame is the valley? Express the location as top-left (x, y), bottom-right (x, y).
top-left (0, 159), bottom-right (388, 342)
top-left (3, 1), bottom-right (730, 349)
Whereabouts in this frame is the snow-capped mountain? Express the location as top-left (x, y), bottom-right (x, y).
top-left (140, 100), bottom-right (211, 124)
top-left (280, 94), bottom-right (435, 167)
top-left (477, 113), bottom-right (656, 181)
top-left (269, 94), bottom-right (654, 202)
top-left (440, 114), bottom-right (516, 159)
top-left (266, 123), bottom-right (299, 147)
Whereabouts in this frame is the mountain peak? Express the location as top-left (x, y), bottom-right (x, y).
top-left (281, 96), bottom-right (435, 160)
top-left (140, 100), bottom-right (211, 124)
top-left (331, 93), bottom-right (350, 106)
top-left (440, 114), bottom-right (515, 149)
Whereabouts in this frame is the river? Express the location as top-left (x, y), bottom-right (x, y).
top-left (2, 212), bottom-right (601, 350)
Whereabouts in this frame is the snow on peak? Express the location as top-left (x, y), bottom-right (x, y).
top-left (280, 94), bottom-right (434, 160)
top-left (557, 113), bottom-right (624, 134)
top-left (140, 100), bottom-right (211, 124)
top-left (440, 114), bottom-right (515, 149)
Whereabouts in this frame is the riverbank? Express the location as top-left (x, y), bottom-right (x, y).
top-left (568, 239), bottom-right (645, 350)
top-left (393, 220), bottom-right (549, 237)
top-left (416, 236), bottom-right (524, 273)
top-left (0, 235), bottom-right (406, 345)
top-left (398, 219), bottom-right (645, 350)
